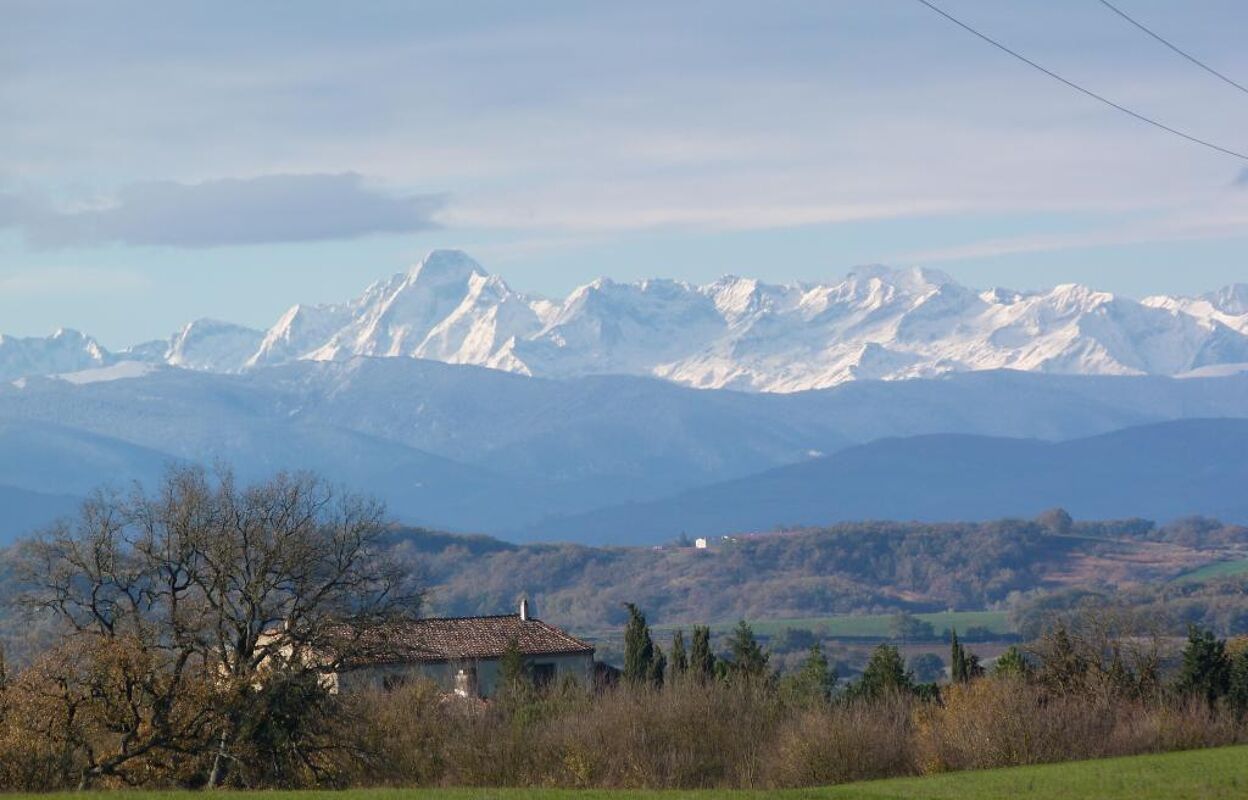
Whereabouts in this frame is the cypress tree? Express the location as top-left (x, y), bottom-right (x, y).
top-left (950, 628), bottom-right (966, 683)
top-left (950, 628), bottom-right (984, 684)
top-left (623, 603), bottom-right (657, 685)
top-left (648, 643), bottom-right (667, 687)
top-left (727, 619), bottom-right (769, 679)
top-left (670, 629), bottom-right (688, 676)
top-left (690, 625), bottom-right (715, 683)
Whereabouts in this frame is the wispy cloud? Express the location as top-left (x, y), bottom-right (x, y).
top-left (1, 174), bottom-right (444, 248)
top-left (897, 204), bottom-right (1248, 264)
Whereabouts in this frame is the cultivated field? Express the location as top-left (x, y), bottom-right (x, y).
top-left (1173, 557), bottom-right (1248, 584)
top-left (12, 745), bottom-right (1246, 800)
top-left (638, 610), bottom-right (1013, 640)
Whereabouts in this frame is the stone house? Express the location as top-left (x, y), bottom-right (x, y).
top-left (331, 600), bottom-right (595, 699)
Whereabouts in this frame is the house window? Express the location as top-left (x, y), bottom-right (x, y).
top-left (532, 662), bottom-right (556, 688)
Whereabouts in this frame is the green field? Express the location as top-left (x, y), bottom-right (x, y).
top-left (642, 610), bottom-right (1012, 639)
top-left (12, 745), bottom-right (1247, 799)
top-left (1172, 558), bottom-right (1248, 584)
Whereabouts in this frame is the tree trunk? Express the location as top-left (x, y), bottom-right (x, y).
top-left (207, 730), bottom-right (229, 789)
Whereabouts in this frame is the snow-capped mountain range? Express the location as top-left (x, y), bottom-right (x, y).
top-left (7, 249), bottom-right (1248, 392)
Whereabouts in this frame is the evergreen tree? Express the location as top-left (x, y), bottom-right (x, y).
top-left (623, 603), bottom-right (658, 686)
top-left (498, 636), bottom-right (530, 693)
top-left (965, 651), bottom-right (984, 680)
top-left (1228, 649), bottom-right (1248, 716)
top-left (670, 629), bottom-right (688, 676)
top-left (949, 628), bottom-right (982, 683)
top-left (648, 643), bottom-right (667, 687)
top-left (690, 625), bottom-right (716, 683)
top-left (727, 619), bottom-right (769, 679)
top-left (1037, 624), bottom-right (1088, 695)
top-left (950, 628), bottom-right (966, 683)
top-left (1176, 625), bottom-right (1231, 707)
top-left (779, 643), bottom-right (836, 706)
top-left (994, 645), bottom-right (1030, 679)
top-left (854, 644), bottom-right (914, 700)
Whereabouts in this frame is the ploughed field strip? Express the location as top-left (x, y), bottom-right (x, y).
top-left (13, 744), bottom-right (1248, 799)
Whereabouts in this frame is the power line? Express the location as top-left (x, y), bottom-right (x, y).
top-left (1097, 0), bottom-right (1248, 97)
top-left (913, 0), bottom-right (1248, 162)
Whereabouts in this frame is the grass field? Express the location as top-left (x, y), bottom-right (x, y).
top-left (641, 610), bottom-right (1012, 640)
top-left (1172, 558), bottom-right (1248, 584)
top-left (21, 745), bottom-right (1245, 800)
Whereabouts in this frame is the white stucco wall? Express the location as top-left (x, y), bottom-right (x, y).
top-left (338, 651), bottom-right (594, 698)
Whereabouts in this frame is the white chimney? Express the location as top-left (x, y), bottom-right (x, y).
top-left (519, 597), bottom-right (529, 622)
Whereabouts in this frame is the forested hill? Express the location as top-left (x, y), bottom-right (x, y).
top-left (385, 514), bottom-right (1247, 630)
top-left (2, 513), bottom-right (1244, 663)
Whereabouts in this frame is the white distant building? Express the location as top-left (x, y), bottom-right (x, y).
top-left (694, 537), bottom-right (708, 549)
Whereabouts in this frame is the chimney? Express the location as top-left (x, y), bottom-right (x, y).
top-left (519, 597), bottom-right (529, 622)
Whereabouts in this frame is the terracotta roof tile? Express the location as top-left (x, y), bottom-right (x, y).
top-left (341, 614), bottom-right (594, 665)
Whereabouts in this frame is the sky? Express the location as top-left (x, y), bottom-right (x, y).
top-left (3, 0), bottom-right (1248, 348)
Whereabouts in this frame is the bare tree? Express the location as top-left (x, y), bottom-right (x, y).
top-left (15, 465), bottom-right (421, 788)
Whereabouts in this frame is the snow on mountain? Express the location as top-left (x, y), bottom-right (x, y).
top-left (1205, 284), bottom-right (1248, 316)
top-left (55, 361), bottom-right (160, 385)
top-left (0, 328), bottom-right (109, 383)
top-left (4, 251), bottom-right (1248, 392)
top-left (164, 319), bottom-right (265, 372)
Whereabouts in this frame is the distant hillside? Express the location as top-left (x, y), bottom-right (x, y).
top-left (1, 361), bottom-right (1248, 542)
top-left (534, 419), bottom-right (1248, 544)
top-left (4, 512), bottom-right (1244, 653)
top-left (381, 513), bottom-right (1245, 631)
top-left (0, 484), bottom-right (80, 543)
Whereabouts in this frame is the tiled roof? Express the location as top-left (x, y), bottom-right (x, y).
top-left (338, 614), bottom-right (594, 665)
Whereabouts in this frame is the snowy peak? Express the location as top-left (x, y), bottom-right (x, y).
top-left (845, 263), bottom-right (955, 294)
top-left (404, 248), bottom-right (487, 285)
top-left (1205, 284), bottom-right (1248, 316)
top-left (0, 328), bottom-right (109, 383)
top-left (165, 319), bottom-right (264, 373)
top-left (8, 251), bottom-right (1248, 393)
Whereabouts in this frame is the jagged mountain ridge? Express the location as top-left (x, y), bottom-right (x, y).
top-left (5, 250), bottom-right (1248, 391)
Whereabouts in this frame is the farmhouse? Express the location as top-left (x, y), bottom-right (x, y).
top-left (332, 600), bottom-right (595, 699)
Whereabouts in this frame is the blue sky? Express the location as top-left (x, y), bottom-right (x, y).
top-left (3, 0), bottom-right (1248, 347)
